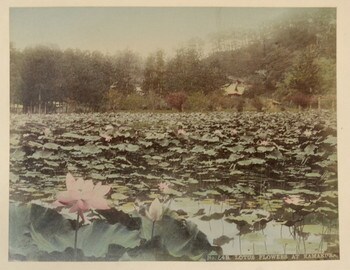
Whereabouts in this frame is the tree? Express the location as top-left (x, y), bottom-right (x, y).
top-left (315, 57), bottom-right (336, 95)
top-left (199, 57), bottom-right (229, 94)
top-left (111, 50), bottom-right (142, 95)
top-left (288, 46), bottom-right (320, 94)
top-left (165, 47), bottom-right (202, 93)
top-left (56, 49), bottom-right (114, 111)
top-left (142, 50), bottom-right (166, 96)
top-left (276, 46), bottom-right (321, 108)
top-left (165, 47), bottom-right (227, 95)
top-left (20, 46), bottom-right (63, 113)
top-left (260, 45), bottom-right (293, 94)
top-left (10, 43), bottom-right (23, 108)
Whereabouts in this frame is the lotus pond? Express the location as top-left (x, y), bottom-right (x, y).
top-left (9, 111), bottom-right (338, 261)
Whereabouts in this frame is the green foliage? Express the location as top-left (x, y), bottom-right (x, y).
top-left (288, 46), bottom-right (320, 94)
top-left (142, 50), bottom-right (166, 96)
top-left (9, 203), bottom-right (217, 261)
top-left (316, 57), bottom-right (336, 95)
top-left (184, 91), bottom-right (235, 111)
top-left (184, 92), bottom-right (211, 111)
top-left (20, 46), bottom-right (63, 112)
top-left (276, 45), bottom-right (331, 108)
top-left (104, 91), bottom-right (167, 111)
top-left (164, 48), bottom-right (202, 93)
top-left (111, 50), bottom-right (142, 95)
top-left (10, 43), bottom-right (23, 106)
top-left (164, 47), bottom-right (228, 95)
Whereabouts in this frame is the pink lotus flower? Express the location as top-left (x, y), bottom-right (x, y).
top-left (177, 128), bottom-right (187, 136)
top-left (283, 195), bottom-right (304, 205)
top-left (259, 140), bottom-right (270, 146)
top-left (230, 128), bottom-right (238, 135)
top-left (158, 182), bottom-right (171, 193)
top-left (54, 173), bottom-right (110, 221)
top-left (100, 133), bottom-right (113, 142)
top-left (146, 198), bottom-right (163, 222)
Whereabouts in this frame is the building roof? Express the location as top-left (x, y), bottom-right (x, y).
top-left (223, 82), bottom-right (246, 96)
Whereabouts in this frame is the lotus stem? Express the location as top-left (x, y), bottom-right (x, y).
top-left (151, 221), bottom-right (155, 239)
top-left (239, 234), bottom-right (242, 255)
top-left (74, 212), bottom-right (80, 260)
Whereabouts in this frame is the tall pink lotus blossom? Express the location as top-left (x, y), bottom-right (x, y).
top-left (146, 198), bottom-right (163, 222)
top-left (54, 173), bottom-right (111, 221)
top-left (145, 198), bottom-right (164, 239)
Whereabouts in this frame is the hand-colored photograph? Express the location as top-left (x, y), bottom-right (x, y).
top-left (9, 6), bottom-right (338, 261)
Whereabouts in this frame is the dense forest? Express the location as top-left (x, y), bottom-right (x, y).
top-left (10, 8), bottom-right (336, 113)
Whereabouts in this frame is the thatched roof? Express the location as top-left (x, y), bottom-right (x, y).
top-left (223, 81), bottom-right (247, 96)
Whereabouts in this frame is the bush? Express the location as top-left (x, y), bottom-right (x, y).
top-left (184, 92), bottom-right (210, 111)
top-left (183, 91), bottom-right (242, 111)
top-left (206, 91), bottom-right (233, 111)
top-left (165, 92), bottom-right (188, 112)
top-left (104, 89), bottom-right (169, 111)
top-left (291, 92), bottom-right (313, 109)
top-left (235, 98), bottom-right (245, 112)
top-left (251, 97), bottom-right (264, 111)
top-left (143, 91), bottom-right (168, 110)
top-left (120, 94), bottom-right (145, 110)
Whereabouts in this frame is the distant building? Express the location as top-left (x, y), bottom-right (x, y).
top-left (135, 86), bottom-right (144, 96)
top-left (223, 79), bottom-right (250, 96)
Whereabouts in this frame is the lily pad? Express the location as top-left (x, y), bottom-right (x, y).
top-left (237, 158), bottom-right (266, 166)
top-left (9, 203), bottom-right (142, 259)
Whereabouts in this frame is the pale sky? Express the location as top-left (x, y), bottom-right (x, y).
top-left (10, 7), bottom-right (302, 56)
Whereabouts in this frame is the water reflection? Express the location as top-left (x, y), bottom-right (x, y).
top-left (168, 197), bottom-right (333, 255)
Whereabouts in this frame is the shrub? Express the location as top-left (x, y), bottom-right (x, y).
top-left (291, 92), bottom-right (313, 109)
top-left (206, 91), bottom-right (232, 111)
top-left (120, 94), bottom-right (145, 110)
top-left (184, 92), bottom-right (210, 111)
top-left (143, 91), bottom-right (168, 110)
top-left (165, 92), bottom-right (188, 112)
top-left (236, 98), bottom-right (245, 112)
top-left (251, 97), bottom-right (264, 112)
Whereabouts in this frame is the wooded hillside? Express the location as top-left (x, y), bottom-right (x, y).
top-left (10, 8), bottom-right (336, 113)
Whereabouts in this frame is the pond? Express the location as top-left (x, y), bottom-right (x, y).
top-left (9, 111), bottom-right (338, 261)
